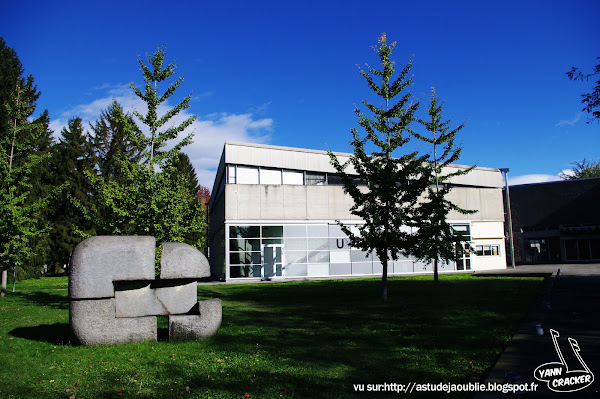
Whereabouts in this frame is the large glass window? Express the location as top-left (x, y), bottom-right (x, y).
top-left (228, 223), bottom-right (380, 279)
top-left (237, 166), bottom-right (259, 184)
top-left (327, 174), bottom-right (344, 185)
top-left (229, 252), bottom-right (261, 265)
top-left (262, 226), bottom-right (283, 238)
top-left (306, 172), bottom-right (326, 185)
top-left (282, 170), bottom-right (304, 185)
top-left (230, 226), bottom-right (260, 238)
top-left (230, 238), bottom-right (261, 252)
top-left (452, 224), bottom-right (471, 238)
top-left (259, 168), bottom-right (282, 185)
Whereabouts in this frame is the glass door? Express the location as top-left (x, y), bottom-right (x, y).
top-left (262, 244), bottom-right (283, 279)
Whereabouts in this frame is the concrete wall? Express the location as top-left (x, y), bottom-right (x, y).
top-left (225, 184), bottom-right (364, 222)
top-left (471, 221), bottom-right (505, 239)
top-left (226, 184), bottom-right (504, 223)
top-left (445, 187), bottom-right (504, 221)
top-left (470, 221), bottom-right (506, 270)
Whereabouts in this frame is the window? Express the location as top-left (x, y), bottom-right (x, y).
top-left (227, 165), bottom-right (236, 184)
top-left (452, 224), bottom-right (471, 238)
top-left (236, 166), bottom-right (259, 184)
top-left (259, 168), bottom-right (282, 185)
top-left (306, 172), bottom-right (326, 185)
top-left (475, 245), bottom-right (500, 256)
top-left (283, 170), bottom-right (304, 185)
top-left (327, 174), bottom-right (344, 185)
top-left (230, 226), bottom-right (260, 238)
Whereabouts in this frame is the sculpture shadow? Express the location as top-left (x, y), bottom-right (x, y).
top-left (10, 323), bottom-right (72, 345)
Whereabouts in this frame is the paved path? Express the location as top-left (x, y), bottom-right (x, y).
top-left (474, 264), bottom-right (600, 398)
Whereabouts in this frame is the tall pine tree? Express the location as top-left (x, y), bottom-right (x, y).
top-left (411, 88), bottom-right (475, 282)
top-left (48, 117), bottom-right (94, 270)
top-left (88, 100), bottom-right (141, 182)
top-left (328, 34), bottom-right (431, 301)
top-left (87, 46), bottom-right (205, 264)
top-left (22, 109), bottom-right (56, 276)
top-left (165, 152), bottom-right (200, 197)
top-left (0, 38), bottom-right (54, 294)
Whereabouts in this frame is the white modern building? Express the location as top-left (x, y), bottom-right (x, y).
top-left (208, 142), bottom-right (507, 281)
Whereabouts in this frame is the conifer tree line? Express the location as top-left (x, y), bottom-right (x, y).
top-left (1, 38), bottom-right (208, 294)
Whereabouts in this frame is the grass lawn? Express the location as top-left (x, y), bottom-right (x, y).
top-left (0, 274), bottom-right (544, 398)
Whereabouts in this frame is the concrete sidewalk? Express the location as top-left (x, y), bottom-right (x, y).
top-left (474, 264), bottom-right (600, 398)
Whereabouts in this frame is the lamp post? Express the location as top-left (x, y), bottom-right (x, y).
top-left (499, 168), bottom-right (516, 268)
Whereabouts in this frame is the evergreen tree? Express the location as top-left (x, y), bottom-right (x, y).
top-left (48, 117), bottom-right (94, 271)
top-left (164, 152), bottom-right (205, 248)
top-left (129, 45), bottom-right (195, 168)
top-left (22, 110), bottom-right (56, 276)
top-left (165, 152), bottom-right (200, 197)
top-left (411, 88), bottom-right (475, 283)
top-left (88, 100), bottom-right (141, 182)
top-left (0, 38), bottom-right (54, 295)
top-left (328, 34), bottom-right (431, 301)
top-left (87, 46), bottom-right (205, 263)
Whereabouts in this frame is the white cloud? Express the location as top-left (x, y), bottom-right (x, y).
top-left (556, 112), bottom-right (583, 127)
top-left (50, 84), bottom-right (273, 189)
top-left (508, 173), bottom-right (562, 186)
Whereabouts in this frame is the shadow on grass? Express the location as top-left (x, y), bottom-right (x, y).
top-left (14, 291), bottom-right (68, 310)
top-left (93, 365), bottom-right (350, 399)
top-left (3, 276), bottom-right (545, 399)
top-left (196, 277), bottom-right (545, 385)
top-left (10, 323), bottom-right (71, 345)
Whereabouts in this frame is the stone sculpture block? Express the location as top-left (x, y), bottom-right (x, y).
top-left (69, 236), bottom-right (221, 345)
top-left (169, 299), bottom-right (223, 341)
top-left (70, 298), bottom-right (157, 345)
top-left (160, 242), bottom-right (210, 279)
top-left (69, 236), bottom-right (156, 299)
top-left (115, 281), bottom-right (198, 318)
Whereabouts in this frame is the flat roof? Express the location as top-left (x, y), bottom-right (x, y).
top-left (210, 141), bottom-right (504, 200)
top-left (224, 141), bottom-right (501, 172)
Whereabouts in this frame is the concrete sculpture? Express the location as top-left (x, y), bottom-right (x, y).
top-left (69, 236), bottom-right (221, 345)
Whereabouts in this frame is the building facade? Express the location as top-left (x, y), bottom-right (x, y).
top-left (509, 178), bottom-right (600, 264)
top-left (208, 142), bottom-right (507, 281)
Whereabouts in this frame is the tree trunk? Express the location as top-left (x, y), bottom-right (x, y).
top-left (434, 258), bottom-right (439, 283)
top-left (381, 256), bottom-right (388, 302)
top-left (1, 269), bottom-right (7, 297)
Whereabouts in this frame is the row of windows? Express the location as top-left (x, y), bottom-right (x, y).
top-left (226, 165), bottom-right (363, 186)
top-left (475, 245), bottom-right (500, 256)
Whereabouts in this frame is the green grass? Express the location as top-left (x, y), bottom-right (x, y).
top-left (0, 274), bottom-right (544, 398)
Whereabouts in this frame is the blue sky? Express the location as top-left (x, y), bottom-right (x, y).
top-left (2, 0), bottom-right (599, 189)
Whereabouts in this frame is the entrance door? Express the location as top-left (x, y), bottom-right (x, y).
top-left (455, 242), bottom-right (471, 270)
top-left (262, 244), bottom-right (283, 279)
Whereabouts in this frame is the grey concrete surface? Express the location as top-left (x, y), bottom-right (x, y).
top-left (474, 264), bottom-right (600, 398)
top-left (69, 236), bottom-right (156, 299)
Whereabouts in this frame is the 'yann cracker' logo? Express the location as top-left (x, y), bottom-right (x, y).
top-left (534, 329), bottom-right (594, 393)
